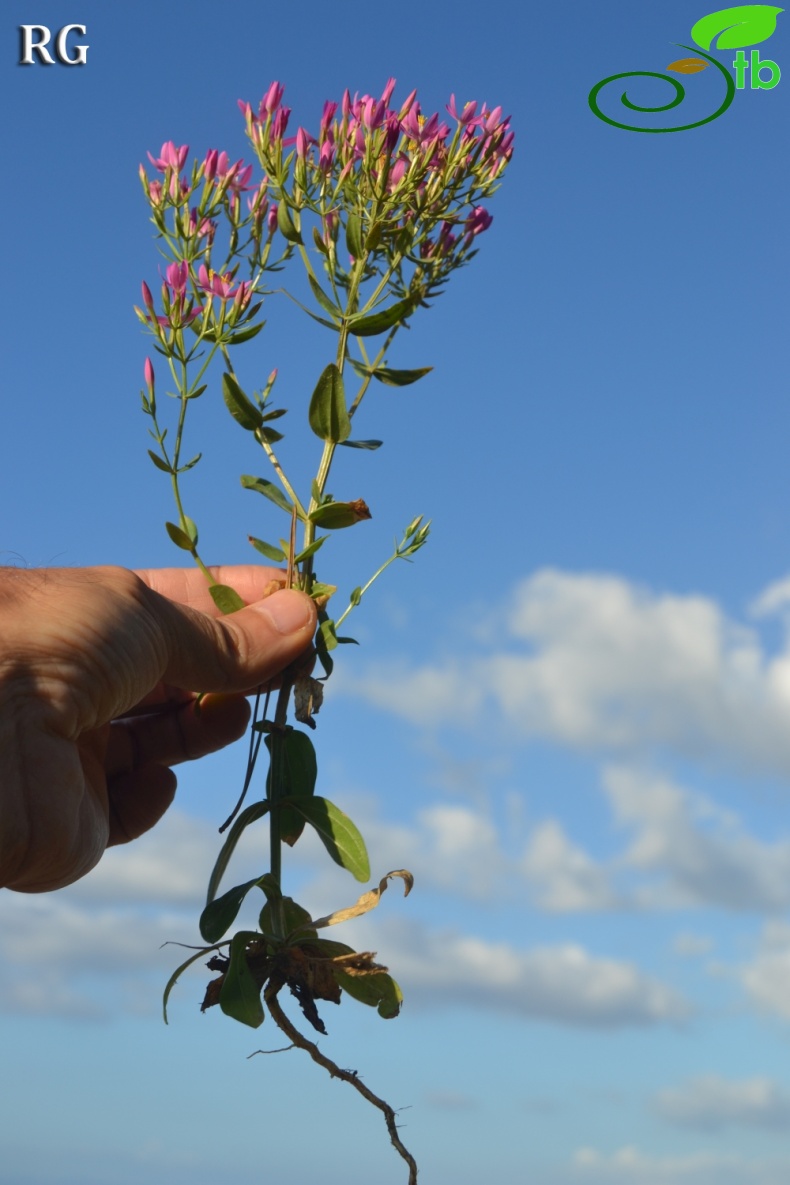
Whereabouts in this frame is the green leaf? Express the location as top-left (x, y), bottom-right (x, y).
top-left (261, 407), bottom-right (287, 422)
top-left (256, 426), bottom-right (284, 444)
top-left (333, 968), bottom-right (403, 1018)
top-left (209, 583), bottom-right (246, 614)
top-left (349, 586), bottom-right (362, 606)
top-left (265, 728), bottom-right (317, 846)
top-left (259, 895), bottom-right (315, 940)
top-left (165, 521), bottom-right (195, 551)
top-left (308, 273), bottom-right (341, 319)
top-left (206, 800), bottom-right (271, 904)
top-left (372, 366), bottom-right (433, 387)
top-left (276, 201), bottom-right (303, 244)
top-left (308, 500), bottom-right (371, 529)
top-left (222, 372), bottom-right (264, 431)
top-left (315, 644), bottom-right (334, 678)
top-left (163, 944), bottom-right (219, 1024)
top-left (186, 384), bottom-right (207, 400)
top-left (147, 449), bottom-right (172, 473)
top-left (308, 363), bottom-right (352, 443)
top-left (293, 535), bottom-right (327, 563)
top-left (240, 474), bottom-right (294, 514)
top-left (338, 439), bottom-right (383, 450)
top-left (691, 4), bottom-right (782, 49)
top-left (312, 226), bottom-right (329, 255)
top-left (346, 210), bottom-right (364, 259)
top-left (177, 452), bottom-right (202, 474)
top-left (319, 618), bottom-right (338, 651)
top-left (248, 536), bottom-right (287, 562)
top-left (200, 875), bottom-right (268, 943)
top-left (348, 297), bottom-right (414, 337)
top-left (219, 932), bottom-right (265, 1027)
top-left (283, 796), bottom-right (370, 881)
top-left (228, 321), bottom-right (265, 346)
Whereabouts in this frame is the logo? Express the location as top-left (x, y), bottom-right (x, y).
top-left (589, 4), bottom-right (782, 132)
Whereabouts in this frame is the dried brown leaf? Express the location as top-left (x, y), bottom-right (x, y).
top-left (309, 869), bottom-right (414, 930)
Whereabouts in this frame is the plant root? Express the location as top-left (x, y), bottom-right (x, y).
top-left (264, 978), bottom-right (418, 1184)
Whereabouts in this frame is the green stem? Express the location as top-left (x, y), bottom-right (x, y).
top-left (335, 551), bottom-right (400, 630)
top-left (267, 680), bottom-right (293, 939)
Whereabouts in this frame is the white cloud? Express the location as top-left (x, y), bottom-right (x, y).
top-left (739, 922), bottom-right (790, 1019)
top-left (65, 809), bottom-right (217, 906)
top-left (521, 820), bottom-right (617, 911)
top-left (338, 569), bottom-right (790, 778)
top-left (572, 1145), bottom-right (790, 1184)
top-left (672, 933), bottom-right (714, 958)
top-left (605, 767), bottom-right (790, 912)
top-left (375, 918), bottom-right (689, 1027)
top-left (653, 1075), bottom-right (790, 1131)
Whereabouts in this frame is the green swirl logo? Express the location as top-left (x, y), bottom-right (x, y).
top-left (589, 4), bottom-right (783, 132)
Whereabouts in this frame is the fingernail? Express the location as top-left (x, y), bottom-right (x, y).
top-left (254, 589), bottom-right (314, 635)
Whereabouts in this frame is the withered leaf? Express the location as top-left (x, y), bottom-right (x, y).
top-left (294, 675), bottom-right (324, 728)
top-left (331, 950), bottom-right (389, 976)
top-left (309, 869), bottom-right (414, 930)
top-left (667, 57), bottom-right (708, 73)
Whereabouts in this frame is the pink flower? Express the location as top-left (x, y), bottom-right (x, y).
top-left (398, 88), bottom-right (418, 117)
top-left (141, 281), bottom-right (154, 311)
top-left (144, 358), bottom-right (155, 389)
top-left (267, 204), bottom-right (278, 235)
top-left (320, 101), bottom-right (338, 133)
top-left (226, 161), bottom-right (254, 191)
top-left (318, 138), bottom-right (335, 173)
top-left (165, 261), bottom-right (189, 294)
top-left (446, 95), bottom-right (478, 125)
top-left (272, 106), bottom-right (291, 139)
top-left (189, 208), bottom-right (217, 241)
top-left (197, 264), bottom-right (241, 301)
top-left (147, 141), bottom-right (189, 172)
top-left (203, 149), bottom-right (231, 181)
top-left (233, 280), bottom-right (252, 311)
top-left (296, 126), bottom-right (312, 160)
top-left (464, 206), bottom-right (493, 243)
top-left (361, 95), bottom-right (386, 130)
top-left (380, 77), bottom-right (397, 107)
top-left (388, 156), bottom-right (408, 189)
top-left (261, 80), bottom-right (285, 116)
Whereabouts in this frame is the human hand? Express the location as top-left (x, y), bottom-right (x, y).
top-left (0, 564), bottom-right (316, 893)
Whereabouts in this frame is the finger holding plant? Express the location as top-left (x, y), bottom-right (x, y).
top-left (136, 79), bottom-right (512, 1184)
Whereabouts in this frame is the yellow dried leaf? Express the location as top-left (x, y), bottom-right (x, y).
top-left (309, 869), bottom-right (414, 930)
top-left (667, 57), bottom-right (708, 73)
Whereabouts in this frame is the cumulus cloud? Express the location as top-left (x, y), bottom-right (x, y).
top-left (573, 1145), bottom-right (790, 1184)
top-left (337, 569), bottom-right (790, 778)
top-left (520, 820), bottom-right (618, 911)
top-left (739, 922), bottom-right (790, 1019)
top-left (376, 918), bottom-right (689, 1027)
top-left (605, 767), bottom-right (790, 912)
top-left (65, 810), bottom-right (218, 906)
top-left (653, 1075), bottom-right (790, 1131)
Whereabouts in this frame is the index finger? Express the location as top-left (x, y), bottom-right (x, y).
top-left (133, 565), bottom-right (287, 615)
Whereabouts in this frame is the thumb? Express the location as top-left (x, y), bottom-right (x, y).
top-left (153, 587), bottom-right (317, 694)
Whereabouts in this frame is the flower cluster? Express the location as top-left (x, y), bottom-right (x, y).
top-left (239, 78), bottom-right (513, 295)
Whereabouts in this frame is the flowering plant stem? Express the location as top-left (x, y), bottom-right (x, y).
top-left (138, 78), bottom-right (512, 1182)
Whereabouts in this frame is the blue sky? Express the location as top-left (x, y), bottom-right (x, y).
top-left (1, 2), bottom-right (789, 1183)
